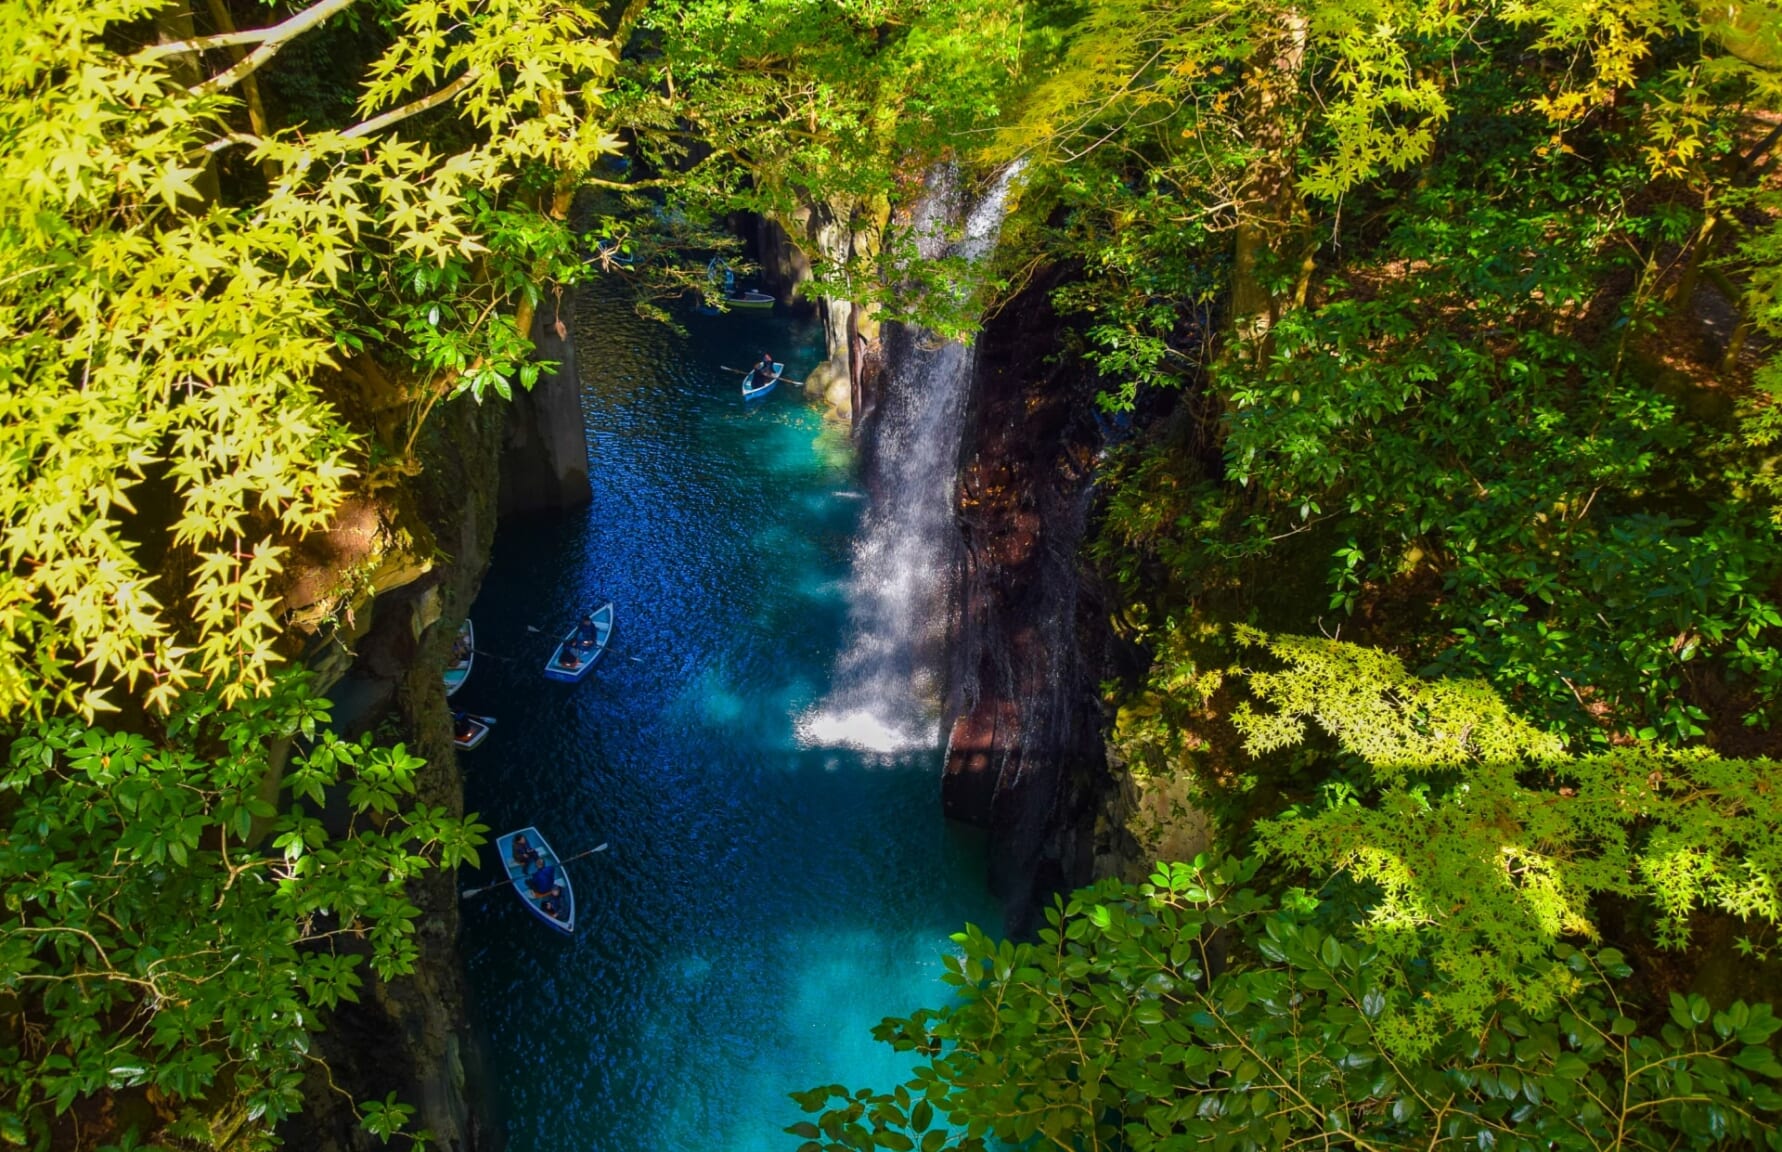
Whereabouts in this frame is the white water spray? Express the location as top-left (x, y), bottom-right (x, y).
top-left (799, 163), bottom-right (1025, 754)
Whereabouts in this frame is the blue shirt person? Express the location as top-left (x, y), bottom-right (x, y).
top-left (526, 863), bottom-right (560, 900)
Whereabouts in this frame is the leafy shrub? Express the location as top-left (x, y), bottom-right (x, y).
top-left (795, 859), bottom-right (1782, 1152)
top-left (1231, 629), bottom-right (1782, 1055)
top-left (0, 675), bottom-right (485, 1149)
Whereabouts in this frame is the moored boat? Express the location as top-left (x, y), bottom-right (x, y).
top-left (726, 289), bottom-right (775, 310)
top-left (495, 826), bottom-right (575, 934)
top-left (741, 361), bottom-right (783, 401)
top-left (443, 619), bottom-right (474, 697)
top-left (451, 712), bottom-right (494, 750)
top-left (542, 602), bottom-right (615, 682)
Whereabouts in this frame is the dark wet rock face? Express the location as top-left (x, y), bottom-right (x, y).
top-left (941, 270), bottom-right (1113, 937)
top-left (279, 384), bottom-right (504, 1152)
top-left (500, 286), bottom-right (593, 516)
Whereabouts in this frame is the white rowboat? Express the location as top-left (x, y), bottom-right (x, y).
top-left (443, 618), bottom-right (474, 697)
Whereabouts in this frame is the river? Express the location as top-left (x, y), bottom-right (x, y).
top-left (455, 287), bottom-right (998, 1151)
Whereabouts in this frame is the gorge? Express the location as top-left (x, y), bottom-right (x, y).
top-left (286, 166), bottom-right (1123, 1149)
top-left (7, 1), bottom-right (1782, 1150)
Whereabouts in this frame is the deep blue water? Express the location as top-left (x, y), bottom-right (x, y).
top-left (455, 289), bottom-right (997, 1151)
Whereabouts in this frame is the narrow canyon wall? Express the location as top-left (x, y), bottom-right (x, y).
top-left (940, 270), bottom-right (1117, 936)
top-left (500, 286), bottom-right (594, 516)
top-left (277, 360), bottom-right (513, 1152)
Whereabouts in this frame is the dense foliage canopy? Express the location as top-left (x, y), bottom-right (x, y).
top-left (796, 861), bottom-right (1782, 1152)
top-left (1029, 0), bottom-right (1782, 742)
top-left (0, 0), bottom-right (619, 719)
top-left (0, 676), bottom-right (484, 1149)
top-left (800, 639), bottom-right (1782, 1151)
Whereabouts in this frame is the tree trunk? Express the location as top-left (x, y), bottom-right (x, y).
top-left (202, 0), bottom-right (280, 181)
top-left (1228, 12), bottom-right (1308, 362)
top-left (155, 5), bottom-right (223, 203)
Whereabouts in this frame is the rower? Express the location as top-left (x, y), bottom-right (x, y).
top-left (526, 863), bottom-right (561, 901)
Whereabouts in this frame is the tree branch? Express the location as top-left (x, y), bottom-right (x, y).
top-left (340, 70), bottom-right (480, 140)
top-left (1744, 122), bottom-right (1782, 170)
top-left (158, 0), bottom-right (363, 95)
top-left (203, 0), bottom-right (280, 179)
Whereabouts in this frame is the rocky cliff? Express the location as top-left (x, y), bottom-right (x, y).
top-left (277, 360), bottom-right (514, 1152)
top-left (939, 270), bottom-right (1120, 937)
top-left (500, 286), bottom-right (595, 516)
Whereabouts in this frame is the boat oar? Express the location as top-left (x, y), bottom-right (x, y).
top-left (460, 842), bottom-right (609, 900)
top-left (471, 648), bottom-right (516, 663)
top-left (724, 364), bottom-right (806, 387)
top-left (521, 620), bottom-right (642, 663)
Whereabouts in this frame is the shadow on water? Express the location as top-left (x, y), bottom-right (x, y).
top-left (457, 286), bottom-right (998, 1152)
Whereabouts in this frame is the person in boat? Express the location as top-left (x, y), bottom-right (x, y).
top-left (526, 862), bottom-right (561, 902)
top-left (452, 712), bottom-right (478, 743)
top-left (556, 646), bottom-right (581, 671)
top-left (540, 896), bottom-right (564, 920)
top-left (751, 351), bottom-right (775, 382)
top-left (511, 834), bottom-right (540, 871)
top-left (573, 614), bottom-right (600, 650)
top-left (449, 631), bottom-right (471, 666)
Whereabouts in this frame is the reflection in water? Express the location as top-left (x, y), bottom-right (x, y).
top-left (457, 285), bottom-right (998, 1152)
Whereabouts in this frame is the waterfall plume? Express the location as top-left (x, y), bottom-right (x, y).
top-left (799, 163), bottom-right (1025, 754)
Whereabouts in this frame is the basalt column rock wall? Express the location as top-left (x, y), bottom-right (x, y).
top-left (941, 270), bottom-right (1115, 937)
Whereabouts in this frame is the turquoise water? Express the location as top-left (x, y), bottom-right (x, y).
top-left (457, 289), bottom-right (997, 1151)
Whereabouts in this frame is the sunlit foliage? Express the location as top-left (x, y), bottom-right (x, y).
top-left (802, 632), bottom-right (1782, 1150)
top-left (1234, 629), bottom-right (1782, 1053)
top-left (1037, 0), bottom-right (1782, 739)
top-left (0, 0), bottom-right (620, 719)
top-left (618, 0), bottom-right (1028, 335)
top-left (796, 859), bottom-right (1782, 1152)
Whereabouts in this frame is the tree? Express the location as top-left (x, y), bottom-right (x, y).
top-left (1229, 629), bottom-right (1782, 1053)
top-left (794, 860), bottom-right (1782, 1152)
top-left (0, 674), bottom-right (486, 1149)
top-left (1, 0), bottom-right (625, 719)
top-left (615, 0), bottom-right (1025, 408)
top-left (1032, 0), bottom-right (1782, 739)
top-left (795, 635), bottom-right (1782, 1152)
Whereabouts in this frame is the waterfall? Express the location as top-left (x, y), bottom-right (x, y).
top-left (799, 163), bottom-right (1025, 754)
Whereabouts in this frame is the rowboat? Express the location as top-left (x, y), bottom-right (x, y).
top-left (443, 619), bottom-right (473, 697)
top-left (451, 712), bottom-right (494, 750)
top-left (495, 826), bottom-right (575, 934)
top-left (542, 602), bottom-right (615, 683)
top-left (742, 362), bottom-right (783, 401)
top-left (726, 290), bottom-right (775, 310)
